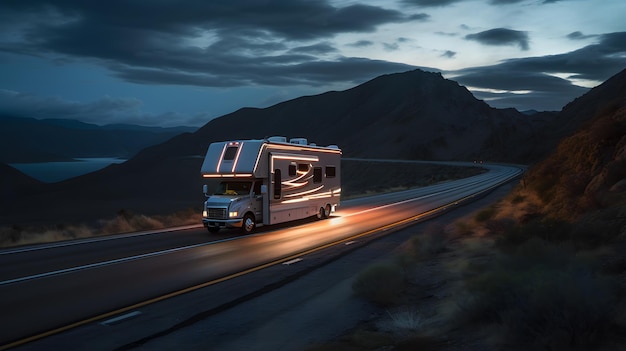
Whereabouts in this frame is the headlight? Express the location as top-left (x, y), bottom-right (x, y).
top-left (202, 210), bottom-right (208, 217)
top-left (229, 211), bottom-right (238, 218)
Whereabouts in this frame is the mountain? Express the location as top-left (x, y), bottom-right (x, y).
top-left (0, 116), bottom-right (197, 163)
top-left (521, 68), bottom-right (626, 220)
top-left (3, 68), bottom-right (622, 225)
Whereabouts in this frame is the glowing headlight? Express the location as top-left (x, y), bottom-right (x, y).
top-left (229, 211), bottom-right (238, 218)
top-left (202, 210), bottom-right (208, 217)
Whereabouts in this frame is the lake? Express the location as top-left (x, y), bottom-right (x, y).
top-left (10, 158), bottom-right (127, 183)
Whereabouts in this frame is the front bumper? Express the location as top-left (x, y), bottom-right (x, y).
top-left (202, 218), bottom-right (243, 229)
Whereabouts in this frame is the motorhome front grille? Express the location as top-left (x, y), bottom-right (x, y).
top-left (207, 208), bottom-right (227, 219)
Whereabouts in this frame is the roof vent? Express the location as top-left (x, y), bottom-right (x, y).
top-left (289, 138), bottom-right (308, 145)
top-left (268, 136), bottom-right (287, 143)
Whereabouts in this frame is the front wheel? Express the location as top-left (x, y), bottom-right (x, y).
top-left (241, 213), bottom-right (256, 234)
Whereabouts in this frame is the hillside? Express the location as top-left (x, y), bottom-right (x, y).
top-left (517, 68), bottom-right (626, 220)
top-left (2, 68), bottom-right (615, 225)
top-left (0, 116), bottom-right (196, 163)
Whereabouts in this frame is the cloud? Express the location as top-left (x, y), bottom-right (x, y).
top-left (0, 0), bottom-right (412, 89)
top-left (567, 31), bottom-right (596, 40)
top-left (488, 0), bottom-right (526, 4)
top-left (451, 31), bottom-right (626, 110)
top-left (0, 90), bottom-right (200, 127)
top-left (289, 42), bottom-right (339, 55)
top-left (441, 50), bottom-right (457, 58)
top-left (347, 40), bottom-right (374, 48)
top-left (465, 28), bottom-right (530, 50)
top-left (401, 0), bottom-right (464, 6)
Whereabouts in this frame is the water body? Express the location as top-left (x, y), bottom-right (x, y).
top-left (10, 158), bottom-right (127, 183)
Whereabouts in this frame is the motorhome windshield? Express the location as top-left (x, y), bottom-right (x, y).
top-left (214, 181), bottom-right (252, 196)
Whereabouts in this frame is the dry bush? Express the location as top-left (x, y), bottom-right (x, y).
top-left (376, 308), bottom-right (423, 335)
top-left (411, 222), bottom-right (448, 260)
top-left (455, 238), bottom-right (617, 350)
top-left (352, 262), bottom-right (406, 306)
top-left (473, 206), bottom-right (496, 223)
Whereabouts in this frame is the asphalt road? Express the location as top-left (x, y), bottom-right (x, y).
top-left (0, 163), bottom-right (522, 350)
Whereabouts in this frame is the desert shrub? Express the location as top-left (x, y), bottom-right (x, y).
top-left (570, 219), bottom-right (623, 249)
top-left (457, 238), bottom-right (617, 350)
top-left (411, 222), bottom-right (448, 259)
top-left (495, 217), bottom-right (571, 249)
top-left (0, 225), bottom-right (22, 245)
top-left (352, 262), bottom-right (405, 306)
top-left (454, 221), bottom-right (474, 236)
top-left (510, 194), bottom-right (525, 204)
top-left (484, 217), bottom-right (516, 236)
top-left (474, 206), bottom-right (496, 222)
top-left (376, 308), bottom-right (423, 335)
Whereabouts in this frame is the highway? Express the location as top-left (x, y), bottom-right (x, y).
top-left (0, 163), bottom-right (522, 349)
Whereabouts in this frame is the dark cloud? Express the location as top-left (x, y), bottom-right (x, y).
top-left (567, 31), bottom-right (596, 40)
top-left (408, 13), bottom-right (430, 21)
top-left (451, 32), bottom-right (626, 110)
top-left (0, 0), bottom-right (411, 89)
top-left (441, 50), bottom-right (456, 58)
top-left (488, 0), bottom-right (526, 4)
top-left (289, 43), bottom-right (338, 55)
top-left (347, 40), bottom-right (374, 48)
top-left (401, 0), bottom-right (464, 7)
top-left (465, 28), bottom-right (530, 50)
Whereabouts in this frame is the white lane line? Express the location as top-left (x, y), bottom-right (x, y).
top-left (100, 311), bottom-right (142, 326)
top-left (282, 258), bottom-right (303, 265)
top-left (344, 241), bottom-right (356, 246)
top-left (0, 241), bottom-right (212, 286)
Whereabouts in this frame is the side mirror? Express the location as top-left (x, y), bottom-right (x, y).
top-left (260, 184), bottom-right (268, 194)
top-left (203, 184), bottom-right (208, 196)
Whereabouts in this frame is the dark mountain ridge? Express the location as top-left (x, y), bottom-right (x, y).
top-left (3, 68), bottom-right (623, 225)
top-left (0, 116), bottom-right (196, 163)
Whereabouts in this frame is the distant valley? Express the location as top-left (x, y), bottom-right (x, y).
top-left (0, 116), bottom-right (196, 163)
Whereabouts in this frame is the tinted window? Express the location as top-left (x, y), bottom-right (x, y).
top-left (326, 166), bottom-right (336, 178)
top-left (289, 164), bottom-right (297, 176)
top-left (298, 163), bottom-right (309, 172)
top-left (313, 167), bottom-right (322, 183)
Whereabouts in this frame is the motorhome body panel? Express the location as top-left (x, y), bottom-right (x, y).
top-left (201, 138), bottom-right (341, 232)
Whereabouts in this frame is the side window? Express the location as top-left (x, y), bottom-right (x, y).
top-left (289, 164), bottom-right (297, 177)
top-left (325, 166), bottom-right (336, 178)
top-left (274, 169), bottom-right (282, 199)
top-left (313, 167), bottom-right (322, 183)
top-left (253, 181), bottom-right (262, 195)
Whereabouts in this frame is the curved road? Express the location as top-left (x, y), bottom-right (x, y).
top-left (0, 163), bottom-right (522, 349)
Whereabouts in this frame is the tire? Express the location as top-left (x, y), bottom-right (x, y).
top-left (207, 226), bottom-right (220, 233)
top-left (317, 207), bottom-right (326, 220)
top-left (241, 213), bottom-right (256, 234)
top-left (324, 204), bottom-right (332, 218)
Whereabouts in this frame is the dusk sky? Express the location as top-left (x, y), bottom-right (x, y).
top-left (1, 0), bottom-right (625, 127)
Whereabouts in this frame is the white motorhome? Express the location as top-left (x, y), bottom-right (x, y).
top-left (200, 136), bottom-right (341, 234)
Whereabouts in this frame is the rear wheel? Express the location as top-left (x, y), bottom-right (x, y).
top-left (241, 213), bottom-right (256, 234)
top-left (324, 204), bottom-right (332, 218)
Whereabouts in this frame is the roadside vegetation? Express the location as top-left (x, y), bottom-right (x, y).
top-left (0, 208), bottom-right (201, 247)
top-left (0, 160), bottom-right (484, 248)
top-left (319, 107), bottom-right (626, 350)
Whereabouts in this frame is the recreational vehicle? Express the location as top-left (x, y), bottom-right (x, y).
top-left (200, 137), bottom-right (341, 234)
